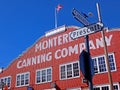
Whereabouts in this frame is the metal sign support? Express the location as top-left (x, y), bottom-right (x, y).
top-left (96, 3), bottom-right (114, 90)
top-left (72, 7), bottom-right (94, 90)
top-left (84, 35), bottom-right (93, 90)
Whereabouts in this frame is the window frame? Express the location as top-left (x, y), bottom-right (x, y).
top-left (36, 67), bottom-right (52, 84)
top-left (92, 53), bottom-right (116, 74)
top-left (93, 83), bottom-right (119, 90)
top-left (16, 72), bottom-right (30, 87)
top-left (0, 76), bottom-right (11, 88)
top-left (60, 61), bottom-right (80, 80)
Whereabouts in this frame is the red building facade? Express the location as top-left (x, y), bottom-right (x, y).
top-left (0, 26), bottom-right (120, 90)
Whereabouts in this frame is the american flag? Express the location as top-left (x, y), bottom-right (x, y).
top-left (56, 4), bottom-right (63, 12)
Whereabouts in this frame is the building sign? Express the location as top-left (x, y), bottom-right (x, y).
top-left (16, 32), bottom-right (113, 69)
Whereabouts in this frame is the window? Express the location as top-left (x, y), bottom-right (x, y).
top-left (67, 88), bottom-right (81, 90)
top-left (16, 72), bottom-right (30, 87)
top-left (93, 53), bottom-right (116, 74)
top-left (93, 84), bottom-right (119, 90)
top-left (67, 64), bottom-right (72, 78)
top-left (21, 74), bottom-right (24, 85)
top-left (73, 62), bottom-right (79, 77)
top-left (60, 61), bottom-right (80, 80)
top-left (25, 73), bottom-right (29, 85)
top-left (109, 54), bottom-right (116, 70)
top-left (114, 85), bottom-right (119, 90)
top-left (16, 75), bottom-right (20, 86)
top-left (36, 67), bottom-right (52, 84)
top-left (93, 58), bottom-right (98, 73)
top-left (0, 76), bottom-right (11, 88)
top-left (101, 86), bottom-right (109, 90)
top-left (98, 56), bottom-right (106, 72)
top-left (93, 87), bottom-right (100, 90)
top-left (61, 66), bottom-right (66, 79)
top-left (47, 68), bottom-right (52, 81)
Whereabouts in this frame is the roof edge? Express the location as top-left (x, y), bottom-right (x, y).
top-left (4, 25), bottom-right (80, 70)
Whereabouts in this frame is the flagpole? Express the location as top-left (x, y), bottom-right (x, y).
top-left (55, 7), bottom-right (57, 28)
top-left (55, 4), bottom-right (62, 28)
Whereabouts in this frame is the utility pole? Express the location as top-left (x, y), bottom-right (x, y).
top-left (96, 3), bottom-right (114, 90)
top-left (85, 35), bottom-right (93, 90)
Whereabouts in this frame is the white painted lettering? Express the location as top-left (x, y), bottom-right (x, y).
top-left (22, 59), bottom-right (27, 67)
top-left (55, 49), bottom-right (61, 59)
top-left (48, 38), bottom-right (53, 48)
top-left (26, 58), bottom-right (31, 66)
top-left (42, 40), bottom-right (48, 50)
top-left (96, 38), bottom-right (103, 48)
top-left (58, 35), bottom-right (62, 45)
top-left (46, 52), bottom-right (52, 61)
top-left (18, 34), bottom-right (113, 69)
top-left (35, 43), bottom-right (41, 52)
top-left (79, 43), bottom-right (86, 53)
top-left (16, 52), bottom-right (52, 69)
top-left (68, 45), bottom-right (78, 56)
top-left (61, 48), bottom-right (68, 58)
top-left (53, 37), bottom-right (57, 47)
top-left (32, 57), bottom-right (36, 65)
top-left (41, 54), bottom-right (46, 63)
top-left (63, 34), bottom-right (68, 44)
top-left (37, 55), bottom-right (41, 64)
top-left (17, 61), bottom-right (22, 69)
top-left (105, 35), bottom-right (113, 46)
top-left (89, 40), bottom-right (96, 49)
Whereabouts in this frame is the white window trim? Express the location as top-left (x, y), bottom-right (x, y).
top-left (66, 87), bottom-right (81, 90)
top-left (59, 61), bottom-right (80, 80)
top-left (0, 76), bottom-right (11, 89)
top-left (108, 53), bottom-right (117, 72)
top-left (16, 72), bottom-right (30, 87)
top-left (93, 82), bottom-right (120, 90)
top-left (35, 67), bottom-right (52, 84)
top-left (92, 53), bottom-right (117, 74)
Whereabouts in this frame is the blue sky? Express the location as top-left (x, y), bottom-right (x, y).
top-left (0, 0), bottom-right (120, 68)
